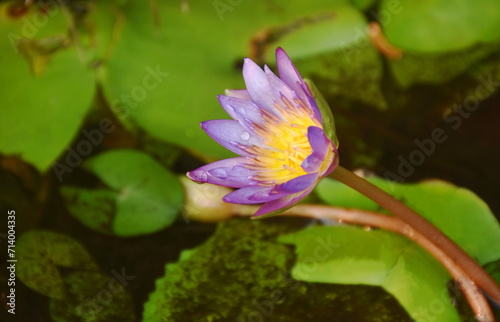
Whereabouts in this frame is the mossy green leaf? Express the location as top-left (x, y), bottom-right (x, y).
top-left (0, 3), bottom-right (95, 172)
top-left (50, 271), bottom-right (135, 322)
top-left (60, 187), bottom-right (117, 235)
top-left (280, 226), bottom-right (460, 321)
top-left (144, 218), bottom-right (411, 321)
top-left (17, 230), bottom-right (98, 300)
top-left (388, 43), bottom-right (500, 88)
top-left (84, 149), bottom-right (183, 236)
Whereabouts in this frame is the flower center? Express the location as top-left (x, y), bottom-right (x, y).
top-left (245, 97), bottom-right (323, 186)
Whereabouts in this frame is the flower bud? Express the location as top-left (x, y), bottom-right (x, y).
top-left (180, 176), bottom-right (234, 222)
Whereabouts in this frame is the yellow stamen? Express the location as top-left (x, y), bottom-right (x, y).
top-left (246, 97), bottom-right (333, 187)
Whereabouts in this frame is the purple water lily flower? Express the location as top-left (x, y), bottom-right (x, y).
top-left (187, 48), bottom-right (338, 217)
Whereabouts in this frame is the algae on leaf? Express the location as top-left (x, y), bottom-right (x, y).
top-left (17, 230), bottom-right (99, 300)
top-left (50, 271), bottom-right (136, 322)
top-left (143, 218), bottom-right (410, 321)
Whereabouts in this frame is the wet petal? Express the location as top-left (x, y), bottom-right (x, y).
top-left (301, 153), bottom-right (323, 173)
top-left (218, 95), bottom-right (263, 129)
top-left (224, 89), bottom-right (251, 100)
top-left (276, 173), bottom-right (318, 194)
top-left (186, 157), bottom-right (255, 188)
top-left (223, 185), bottom-right (286, 204)
top-left (254, 186), bottom-right (315, 217)
top-left (201, 120), bottom-right (263, 157)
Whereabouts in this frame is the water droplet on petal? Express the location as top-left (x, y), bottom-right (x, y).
top-left (208, 168), bottom-right (227, 179)
top-left (188, 170), bottom-right (208, 182)
top-left (240, 131), bottom-right (250, 141)
top-left (238, 107), bottom-right (247, 115)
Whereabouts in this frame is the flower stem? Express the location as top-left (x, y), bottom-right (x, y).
top-left (329, 165), bottom-right (500, 304)
top-left (285, 205), bottom-right (494, 321)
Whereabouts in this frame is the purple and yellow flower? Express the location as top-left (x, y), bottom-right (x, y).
top-left (187, 48), bottom-right (338, 217)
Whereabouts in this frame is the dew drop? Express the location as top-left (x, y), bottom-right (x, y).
top-left (189, 170), bottom-right (208, 182)
top-left (238, 107), bottom-right (247, 115)
top-left (240, 131), bottom-right (250, 141)
top-left (208, 168), bottom-right (227, 179)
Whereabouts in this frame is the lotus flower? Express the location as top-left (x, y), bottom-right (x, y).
top-left (187, 48), bottom-right (338, 217)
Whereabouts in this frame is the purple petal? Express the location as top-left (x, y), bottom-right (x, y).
top-left (224, 89), bottom-right (251, 100)
top-left (307, 126), bottom-right (330, 159)
top-left (321, 144), bottom-right (339, 177)
top-left (223, 185), bottom-right (286, 204)
top-left (275, 48), bottom-right (322, 121)
top-left (303, 83), bottom-right (323, 122)
top-left (201, 120), bottom-right (263, 157)
top-left (242, 58), bottom-right (284, 119)
top-left (276, 173), bottom-right (318, 194)
top-left (186, 157), bottom-right (255, 188)
top-left (218, 95), bottom-right (263, 129)
top-left (275, 48), bottom-right (307, 102)
top-left (301, 154), bottom-right (323, 173)
top-left (264, 66), bottom-right (297, 105)
top-left (300, 126), bottom-right (331, 173)
top-left (254, 185), bottom-right (315, 217)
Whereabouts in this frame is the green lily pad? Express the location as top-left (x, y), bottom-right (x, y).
top-left (60, 187), bottom-right (117, 235)
top-left (78, 149), bottom-right (183, 236)
top-left (316, 177), bottom-right (500, 264)
top-left (50, 271), bottom-right (136, 322)
top-left (388, 42), bottom-right (500, 88)
top-left (17, 230), bottom-right (99, 300)
top-left (94, 1), bottom-right (371, 159)
top-left (380, 0), bottom-right (500, 53)
top-left (0, 2), bottom-right (95, 172)
top-left (255, 4), bottom-right (387, 110)
top-left (351, 0), bottom-right (378, 10)
top-left (280, 226), bottom-right (460, 321)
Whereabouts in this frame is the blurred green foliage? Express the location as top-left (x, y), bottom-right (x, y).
top-left (1, 0), bottom-right (500, 320)
top-left (61, 149), bottom-right (183, 236)
top-left (17, 230), bottom-right (99, 299)
top-left (1, 0), bottom-right (499, 170)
